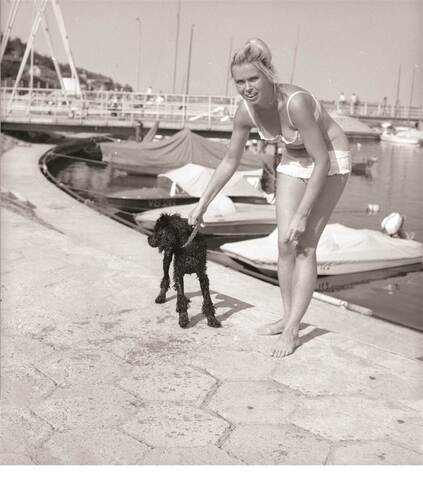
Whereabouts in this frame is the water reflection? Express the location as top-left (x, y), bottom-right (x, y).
top-left (56, 160), bottom-right (159, 194)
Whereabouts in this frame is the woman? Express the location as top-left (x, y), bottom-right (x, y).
top-left (188, 38), bottom-right (351, 357)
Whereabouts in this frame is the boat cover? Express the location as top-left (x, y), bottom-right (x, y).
top-left (159, 163), bottom-right (265, 199)
top-left (135, 196), bottom-right (276, 225)
top-left (100, 128), bottom-right (274, 174)
top-left (220, 224), bottom-right (423, 274)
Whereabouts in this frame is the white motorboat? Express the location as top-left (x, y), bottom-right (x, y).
top-left (134, 195), bottom-right (276, 238)
top-left (381, 128), bottom-right (423, 146)
top-left (220, 224), bottom-right (423, 276)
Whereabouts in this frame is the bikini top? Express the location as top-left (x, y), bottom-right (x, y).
top-left (244, 90), bottom-right (322, 147)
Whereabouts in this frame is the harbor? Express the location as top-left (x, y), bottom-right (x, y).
top-left (1, 140), bottom-right (422, 465)
top-left (1, 0), bottom-right (423, 470)
top-left (32, 129), bottom-right (423, 332)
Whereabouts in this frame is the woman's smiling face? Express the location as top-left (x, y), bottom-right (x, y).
top-left (232, 63), bottom-right (272, 105)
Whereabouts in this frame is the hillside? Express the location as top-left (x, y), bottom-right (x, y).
top-left (1, 36), bottom-right (132, 91)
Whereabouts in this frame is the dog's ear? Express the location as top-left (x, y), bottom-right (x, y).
top-left (156, 213), bottom-right (172, 230)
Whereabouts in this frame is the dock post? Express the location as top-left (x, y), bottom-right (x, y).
top-left (135, 121), bottom-right (142, 142)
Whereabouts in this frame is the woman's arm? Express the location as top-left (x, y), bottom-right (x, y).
top-left (289, 94), bottom-right (330, 217)
top-left (283, 94), bottom-right (330, 241)
top-left (188, 106), bottom-right (251, 224)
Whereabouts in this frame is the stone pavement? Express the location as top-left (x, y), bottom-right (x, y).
top-left (1, 143), bottom-right (422, 465)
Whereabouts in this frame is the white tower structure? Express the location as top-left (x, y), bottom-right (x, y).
top-left (0, 0), bottom-right (81, 111)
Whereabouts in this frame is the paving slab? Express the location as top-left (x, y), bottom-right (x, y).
top-left (207, 380), bottom-right (302, 425)
top-left (119, 363), bottom-right (217, 406)
top-left (35, 427), bottom-right (150, 465)
top-left (141, 445), bottom-right (241, 465)
top-left (222, 424), bottom-right (331, 464)
top-left (122, 402), bottom-right (229, 448)
top-left (328, 441), bottom-right (423, 465)
top-left (289, 395), bottom-right (420, 446)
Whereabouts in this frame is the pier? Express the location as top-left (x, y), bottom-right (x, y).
top-left (1, 87), bottom-right (422, 139)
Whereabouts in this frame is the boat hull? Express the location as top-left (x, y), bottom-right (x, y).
top-left (225, 250), bottom-right (423, 276)
top-left (381, 132), bottom-right (423, 146)
top-left (134, 202), bottom-right (276, 239)
top-left (220, 223), bottom-right (423, 277)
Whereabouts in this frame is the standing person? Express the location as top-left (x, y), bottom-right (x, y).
top-left (382, 96), bottom-right (388, 116)
top-left (188, 38), bottom-right (351, 357)
top-left (350, 92), bottom-right (358, 113)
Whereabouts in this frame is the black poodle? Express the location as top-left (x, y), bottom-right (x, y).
top-left (147, 213), bottom-right (221, 329)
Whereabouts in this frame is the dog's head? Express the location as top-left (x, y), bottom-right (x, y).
top-left (147, 213), bottom-right (192, 252)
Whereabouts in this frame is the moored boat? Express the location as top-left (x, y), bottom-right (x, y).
top-left (100, 127), bottom-right (273, 175)
top-left (220, 223), bottom-right (423, 276)
top-left (103, 164), bottom-right (267, 213)
top-left (104, 187), bottom-right (194, 213)
top-left (134, 196), bottom-right (276, 238)
top-left (381, 128), bottom-right (423, 146)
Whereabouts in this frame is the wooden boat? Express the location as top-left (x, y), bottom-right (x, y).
top-left (220, 224), bottom-right (423, 276)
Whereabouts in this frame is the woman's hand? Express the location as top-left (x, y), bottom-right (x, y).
top-left (284, 213), bottom-right (308, 243)
top-left (188, 202), bottom-right (206, 227)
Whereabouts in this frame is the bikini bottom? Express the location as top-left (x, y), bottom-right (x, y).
top-left (276, 150), bottom-right (352, 179)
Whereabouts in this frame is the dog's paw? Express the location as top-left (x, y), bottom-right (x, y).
top-left (207, 317), bottom-right (222, 328)
top-left (179, 312), bottom-right (190, 329)
top-left (155, 294), bottom-right (166, 304)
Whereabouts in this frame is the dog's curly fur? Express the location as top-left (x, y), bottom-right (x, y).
top-left (147, 213), bottom-right (221, 329)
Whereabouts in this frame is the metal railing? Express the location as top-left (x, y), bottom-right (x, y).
top-left (1, 87), bottom-right (422, 129)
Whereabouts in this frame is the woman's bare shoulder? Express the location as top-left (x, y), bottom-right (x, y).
top-left (234, 100), bottom-right (254, 130)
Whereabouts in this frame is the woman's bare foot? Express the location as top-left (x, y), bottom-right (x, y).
top-left (271, 327), bottom-right (300, 358)
top-left (256, 318), bottom-right (287, 335)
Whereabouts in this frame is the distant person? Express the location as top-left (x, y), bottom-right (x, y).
top-left (338, 92), bottom-right (346, 112)
top-left (188, 38), bottom-right (351, 357)
top-left (382, 96), bottom-right (388, 115)
top-left (155, 91), bottom-right (165, 105)
top-left (350, 92), bottom-right (358, 113)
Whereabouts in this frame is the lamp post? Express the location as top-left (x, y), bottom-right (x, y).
top-left (172, 0), bottom-right (181, 93)
top-left (135, 16), bottom-right (141, 92)
top-left (408, 64), bottom-right (419, 121)
top-left (185, 23), bottom-right (195, 96)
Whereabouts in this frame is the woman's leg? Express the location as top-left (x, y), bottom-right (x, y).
top-left (272, 173), bottom-right (349, 357)
top-left (256, 172), bottom-right (306, 335)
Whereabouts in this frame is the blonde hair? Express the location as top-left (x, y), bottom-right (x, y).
top-left (231, 38), bottom-right (278, 83)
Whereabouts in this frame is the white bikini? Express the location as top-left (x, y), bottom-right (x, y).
top-left (244, 90), bottom-right (352, 179)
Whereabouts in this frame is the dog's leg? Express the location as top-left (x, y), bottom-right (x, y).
top-left (175, 274), bottom-right (190, 328)
top-left (197, 271), bottom-right (221, 328)
top-left (155, 251), bottom-right (172, 304)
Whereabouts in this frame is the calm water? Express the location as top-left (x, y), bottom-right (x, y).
top-left (329, 141), bottom-right (423, 330)
top-left (56, 139), bottom-right (423, 331)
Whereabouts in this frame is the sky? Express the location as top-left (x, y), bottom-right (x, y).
top-left (1, 0), bottom-right (422, 105)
